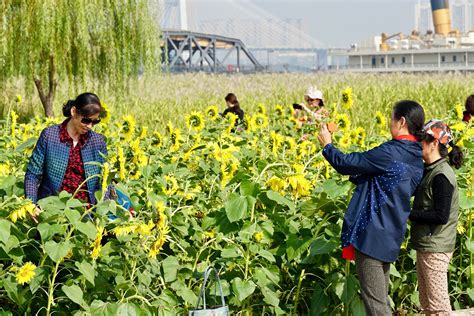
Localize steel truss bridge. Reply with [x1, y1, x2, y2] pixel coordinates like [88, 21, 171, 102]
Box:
[161, 30, 263, 73]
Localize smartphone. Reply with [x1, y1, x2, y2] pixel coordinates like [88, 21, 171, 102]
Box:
[292, 103, 303, 110]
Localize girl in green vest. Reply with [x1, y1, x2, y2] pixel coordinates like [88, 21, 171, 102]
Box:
[409, 119, 464, 314]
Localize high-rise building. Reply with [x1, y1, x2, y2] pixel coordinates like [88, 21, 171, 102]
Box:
[415, 0, 473, 33]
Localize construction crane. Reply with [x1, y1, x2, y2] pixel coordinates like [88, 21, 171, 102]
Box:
[380, 32, 404, 51]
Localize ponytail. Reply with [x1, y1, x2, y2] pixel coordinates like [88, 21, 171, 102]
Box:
[62, 93, 102, 118]
[448, 142, 464, 169]
[438, 141, 464, 169]
[62, 100, 75, 117]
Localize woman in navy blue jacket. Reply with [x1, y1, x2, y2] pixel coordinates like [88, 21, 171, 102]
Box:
[318, 100, 425, 316]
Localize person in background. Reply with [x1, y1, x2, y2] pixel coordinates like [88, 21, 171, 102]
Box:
[462, 94, 473, 122]
[409, 120, 464, 314]
[293, 86, 328, 128]
[317, 100, 425, 316]
[221, 93, 245, 129]
[25, 93, 106, 216]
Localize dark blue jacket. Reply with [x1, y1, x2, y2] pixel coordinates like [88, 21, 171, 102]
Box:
[323, 140, 423, 262]
[25, 124, 107, 204]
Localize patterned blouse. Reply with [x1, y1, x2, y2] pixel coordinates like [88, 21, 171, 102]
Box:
[58, 120, 89, 202]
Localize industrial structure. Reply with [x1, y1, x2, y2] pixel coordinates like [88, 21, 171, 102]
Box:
[158, 0, 326, 72]
[330, 0, 474, 72]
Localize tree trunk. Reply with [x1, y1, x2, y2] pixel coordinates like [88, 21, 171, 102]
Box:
[34, 55, 57, 117]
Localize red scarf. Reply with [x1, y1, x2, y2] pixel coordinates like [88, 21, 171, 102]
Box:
[394, 134, 418, 142]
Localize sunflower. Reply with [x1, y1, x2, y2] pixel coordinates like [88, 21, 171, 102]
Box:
[10, 110, 18, 137]
[339, 133, 352, 149]
[257, 103, 267, 115]
[283, 136, 297, 153]
[253, 232, 264, 243]
[165, 121, 174, 134]
[275, 105, 285, 118]
[139, 126, 148, 139]
[351, 127, 366, 146]
[270, 131, 284, 154]
[451, 122, 466, 132]
[286, 173, 312, 198]
[336, 113, 351, 131]
[375, 111, 386, 129]
[186, 111, 205, 132]
[100, 101, 111, 125]
[149, 226, 170, 258]
[170, 128, 183, 152]
[117, 147, 126, 181]
[225, 112, 238, 133]
[454, 103, 464, 120]
[341, 87, 353, 110]
[205, 105, 219, 121]
[91, 226, 105, 260]
[101, 163, 110, 193]
[152, 131, 163, 148]
[121, 115, 136, 141]
[296, 140, 316, 159]
[164, 175, 179, 196]
[250, 113, 269, 131]
[221, 159, 239, 187]
[16, 262, 36, 285]
[266, 176, 287, 193]
[10, 201, 36, 223]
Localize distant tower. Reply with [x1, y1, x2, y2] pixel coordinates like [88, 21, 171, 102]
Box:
[415, 0, 434, 33]
[161, 0, 188, 30]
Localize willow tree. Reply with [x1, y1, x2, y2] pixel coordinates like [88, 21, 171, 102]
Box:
[0, 0, 160, 116]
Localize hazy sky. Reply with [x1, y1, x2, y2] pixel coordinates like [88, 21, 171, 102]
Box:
[184, 0, 418, 47]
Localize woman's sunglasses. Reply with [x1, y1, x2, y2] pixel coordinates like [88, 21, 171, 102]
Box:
[81, 117, 101, 126]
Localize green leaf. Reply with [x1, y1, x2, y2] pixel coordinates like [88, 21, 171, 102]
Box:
[465, 239, 474, 253]
[29, 267, 46, 294]
[266, 190, 294, 209]
[467, 288, 474, 301]
[75, 261, 95, 286]
[44, 240, 72, 262]
[76, 222, 97, 240]
[62, 284, 84, 307]
[116, 303, 143, 316]
[66, 199, 85, 209]
[322, 179, 350, 200]
[37, 223, 66, 242]
[341, 275, 358, 305]
[162, 256, 179, 282]
[310, 284, 329, 315]
[221, 245, 242, 258]
[286, 235, 313, 261]
[261, 287, 279, 307]
[350, 295, 366, 316]
[90, 300, 119, 315]
[309, 237, 337, 255]
[240, 180, 259, 197]
[225, 193, 248, 223]
[64, 208, 81, 225]
[15, 137, 37, 152]
[37, 196, 66, 214]
[0, 219, 12, 244]
[463, 140, 474, 148]
[232, 277, 256, 302]
[175, 286, 197, 305]
[390, 264, 401, 278]
[258, 250, 276, 263]
[459, 189, 474, 210]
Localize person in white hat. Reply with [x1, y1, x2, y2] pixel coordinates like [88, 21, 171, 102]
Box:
[293, 86, 328, 128]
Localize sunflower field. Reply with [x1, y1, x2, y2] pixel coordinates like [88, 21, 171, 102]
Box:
[0, 74, 473, 315]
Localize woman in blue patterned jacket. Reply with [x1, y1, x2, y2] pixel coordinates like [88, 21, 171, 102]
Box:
[318, 100, 425, 316]
[25, 93, 106, 208]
